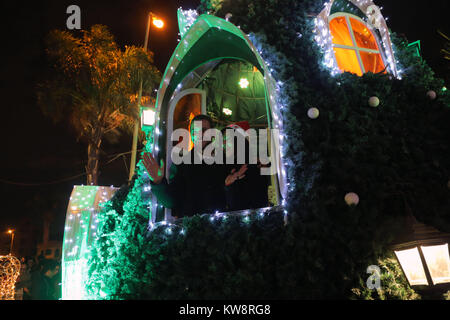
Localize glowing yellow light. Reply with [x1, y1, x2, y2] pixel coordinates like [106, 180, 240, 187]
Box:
[394, 248, 428, 286]
[421, 244, 450, 285]
[152, 17, 164, 29]
[223, 107, 233, 116]
[142, 108, 156, 126]
[239, 78, 249, 89]
[0, 255, 21, 300]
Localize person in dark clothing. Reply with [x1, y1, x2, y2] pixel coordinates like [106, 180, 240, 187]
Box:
[144, 114, 235, 218]
[222, 122, 270, 211]
[30, 259, 60, 300]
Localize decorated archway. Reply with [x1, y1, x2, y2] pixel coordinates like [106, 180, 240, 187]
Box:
[147, 11, 288, 221]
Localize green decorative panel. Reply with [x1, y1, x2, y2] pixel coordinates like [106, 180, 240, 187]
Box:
[62, 185, 118, 300]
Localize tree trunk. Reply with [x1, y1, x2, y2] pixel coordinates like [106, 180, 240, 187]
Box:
[86, 132, 102, 185]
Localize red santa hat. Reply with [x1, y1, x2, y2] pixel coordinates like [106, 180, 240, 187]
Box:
[226, 121, 250, 132]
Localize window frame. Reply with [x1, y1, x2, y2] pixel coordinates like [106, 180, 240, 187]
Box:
[328, 12, 386, 75]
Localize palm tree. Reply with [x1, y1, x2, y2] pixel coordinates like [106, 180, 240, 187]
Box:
[37, 25, 161, 185]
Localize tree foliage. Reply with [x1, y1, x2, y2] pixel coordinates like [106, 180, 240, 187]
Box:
[37, 25, 161, 184]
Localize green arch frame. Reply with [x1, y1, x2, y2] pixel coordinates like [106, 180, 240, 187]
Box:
[150, 13, 287, 212]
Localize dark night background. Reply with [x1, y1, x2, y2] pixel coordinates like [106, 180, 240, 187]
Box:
[0, 0, 448, 255]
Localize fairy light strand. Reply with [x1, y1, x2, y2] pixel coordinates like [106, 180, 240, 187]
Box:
[0, 255, 21, 300]
[314, 0, 399, 78]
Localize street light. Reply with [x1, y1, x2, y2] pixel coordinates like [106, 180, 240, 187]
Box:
[129, 12, 165, 181]
[7, 229, 14, 254]
[391, 215, 450, 294]
[141, 105, 156, 131]
[152, 16, 164, 29]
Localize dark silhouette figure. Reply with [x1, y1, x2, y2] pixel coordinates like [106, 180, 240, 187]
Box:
[30, 259, 60, 300]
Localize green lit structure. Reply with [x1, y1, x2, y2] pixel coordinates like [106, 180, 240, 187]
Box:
[62, 185, 117, 299]
[407, 40, 422, 58]
[149, 10, 288, 222]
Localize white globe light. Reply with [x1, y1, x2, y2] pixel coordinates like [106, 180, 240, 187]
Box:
[368, 96, 380, 107]
[307, 107, 320, 119]
[345, 192, 359, 206]
[239, 78, 249, 89]
[427, 90, 437, 100]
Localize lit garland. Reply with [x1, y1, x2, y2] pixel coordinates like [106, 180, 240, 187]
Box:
[177, 8, 199, 38]
[314, 0, 400, 78]
[62, 185, 118, 300]
[148, 207, 276, 236]
[0, 255, 20, 300]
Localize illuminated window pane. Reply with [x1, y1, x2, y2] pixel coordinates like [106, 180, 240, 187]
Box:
[333, 47, 362, 76]
[349, 17, 378, 50]
[395, 248, 429, 286]
[359, 51, 386, 74]
[329, 17, 353, 46]
[421, 244, 450, 285]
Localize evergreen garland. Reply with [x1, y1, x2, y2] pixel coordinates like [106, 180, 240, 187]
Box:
[86, 0, 450, 299]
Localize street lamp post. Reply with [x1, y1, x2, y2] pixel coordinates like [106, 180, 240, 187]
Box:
[7, 229, 14, 255]
[129, 12, 164, 181]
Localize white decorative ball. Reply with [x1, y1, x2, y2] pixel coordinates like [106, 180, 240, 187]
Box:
[368, 96, 380, 107]
[427, 90, 437, 100]
[307, 107, 320, 119]
[345, 192, 360, 206]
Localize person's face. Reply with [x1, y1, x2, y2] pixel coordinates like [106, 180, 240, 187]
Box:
[191, 119, 211, 149]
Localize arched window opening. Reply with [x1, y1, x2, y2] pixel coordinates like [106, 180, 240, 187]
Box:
[161, 59, 278, 222]
[329, 13, 386, 76]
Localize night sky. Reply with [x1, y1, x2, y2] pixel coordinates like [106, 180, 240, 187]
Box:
[0, 1, 448, 245]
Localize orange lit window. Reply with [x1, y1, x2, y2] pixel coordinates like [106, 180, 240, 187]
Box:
[329, 14, 386, 76]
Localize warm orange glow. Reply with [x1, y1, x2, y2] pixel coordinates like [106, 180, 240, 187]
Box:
[360, 51, 385, 74]
[188, 112, 196, 151]
[349, 17, 378, 50]
[421, 244, 450, 285]
[395, 248, 428, 286]
[329, 16, 386, 76]
[333, 47, 362, 76]
[152, 17, 164, 29]
[330, 17, 353, 46]
[7, 230, 13, 234]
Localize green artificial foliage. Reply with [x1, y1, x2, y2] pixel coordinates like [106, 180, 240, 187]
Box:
[86, 0, 450, 299]
[351, 254, 420, 300]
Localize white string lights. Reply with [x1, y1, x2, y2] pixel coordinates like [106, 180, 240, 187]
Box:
[62, 185, 118, 300]
[314, 0, 400, 78]
[148, 207, 276, 236]
[178, 9, 199, 38]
